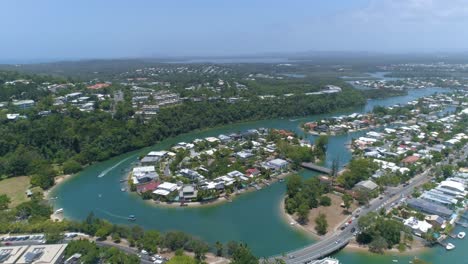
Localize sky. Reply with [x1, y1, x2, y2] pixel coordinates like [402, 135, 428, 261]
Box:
[1, 0, 468, 61]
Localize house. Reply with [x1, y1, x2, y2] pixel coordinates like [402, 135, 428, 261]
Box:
[425, 215, 445, 228]
[265, 159, 289, 171]
[401, 155, 420, 165]
[353, 180, 378, 193]
[179, 185, 198, 201]
[236, 150, 254, 160]
[179, 168, 204, 180]
[406, 198, 453, 219]
[136, 181, 159, 193]
[403, 217, 432, 236]
[12, 99, 35, 109]
[153, 182, 179, 196]
[141, 151, 167, 165]
[132, 166, 158, 184]
[245, 168, 260, 178]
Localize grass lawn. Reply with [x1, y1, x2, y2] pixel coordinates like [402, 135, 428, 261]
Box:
[0, 176, 31, 208]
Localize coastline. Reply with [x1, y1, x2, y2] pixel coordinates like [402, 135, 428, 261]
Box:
[44, 174, 72, 200]
[279, 195, 429, 255]
[344, 239, 429, 255]
[137, 172, 294, 209]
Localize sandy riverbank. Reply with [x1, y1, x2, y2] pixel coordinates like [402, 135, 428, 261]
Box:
[344, 239, 429, 255]
[279, 193, 356, 239]
[44, 174, 72, 200]
[45, 174, 72, 222]
[280, 193, 429, 255]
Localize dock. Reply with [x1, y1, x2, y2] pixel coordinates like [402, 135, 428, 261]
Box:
[301, 162, 332, 174]
[455, 221, 468, 228]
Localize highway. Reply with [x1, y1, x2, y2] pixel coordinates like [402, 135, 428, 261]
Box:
[272, 143, 468, 264]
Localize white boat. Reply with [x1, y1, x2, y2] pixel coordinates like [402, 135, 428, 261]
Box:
[54, 208, 63, 214]
[445, 243, 455, 250]
[457, 231, 466, 239]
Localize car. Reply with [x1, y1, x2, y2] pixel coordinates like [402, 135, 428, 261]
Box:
[348, 220, 352, 224]
[288, 255, 295, 259]
[351, 227, 356, 233]
[379, 196, 384, 200]
[340, 226, 346, 230]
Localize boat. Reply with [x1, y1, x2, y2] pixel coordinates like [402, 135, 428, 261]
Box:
[121, 188, 126, 192]
[128, 215, 136, 221]
[392, 260, 398, 263]
[445, 243, 455, 250]
[457, 231, 466, 239]
[54, 208, 63, 214]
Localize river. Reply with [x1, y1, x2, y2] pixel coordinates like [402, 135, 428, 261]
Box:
[51, 87, 466, 263]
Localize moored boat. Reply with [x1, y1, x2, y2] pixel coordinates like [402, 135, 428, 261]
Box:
[446, 243, 455, 250]
[457, 231, 465, 239]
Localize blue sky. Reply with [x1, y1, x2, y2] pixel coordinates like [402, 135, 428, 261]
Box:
[1, 0, 468, 61]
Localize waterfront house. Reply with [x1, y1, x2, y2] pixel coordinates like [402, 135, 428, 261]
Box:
[153, 182, 179, 196]
[406, 198, 453, 219]
[425, 215, 446, 228]
[265, 159, 289, 171]
[179, 185, 198, 201]
[132, 166, 158, 184]
[403, 217, 432, 237]
[136, 181, 159, 193]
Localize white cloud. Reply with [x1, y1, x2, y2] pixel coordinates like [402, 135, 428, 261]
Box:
[352, 0, 468, 24]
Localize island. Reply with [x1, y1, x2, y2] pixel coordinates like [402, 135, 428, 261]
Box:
[128, 128, 325, 207]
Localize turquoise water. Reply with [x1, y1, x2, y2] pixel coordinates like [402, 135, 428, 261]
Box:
[51, 87, 466, 262]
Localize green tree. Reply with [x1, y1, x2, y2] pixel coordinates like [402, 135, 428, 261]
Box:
[231, 243, 259, 264]
[297, 203, 310, 224]
[166, 255, 197, 264]
[342, 193, 353, 213]
[62, 159, 82, 174]
[368, 236, 388, 254]
[314, 213, 328, 235]
[0, 194, 11, 210]
[139, 230, 160, 253]
[319, 196, 332, 206]
[215, 241, 224, 256]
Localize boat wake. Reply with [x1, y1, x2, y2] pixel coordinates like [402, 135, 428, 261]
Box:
[96, 208, 129, 220]
[98, 156, 133, 178]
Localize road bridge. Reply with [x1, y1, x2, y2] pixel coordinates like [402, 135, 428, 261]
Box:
[301, 163, 331, 174]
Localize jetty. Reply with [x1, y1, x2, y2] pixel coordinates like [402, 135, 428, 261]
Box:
[301, 162, 332, 174]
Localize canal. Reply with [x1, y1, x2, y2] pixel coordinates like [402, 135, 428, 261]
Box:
[51, 87, 466, 262]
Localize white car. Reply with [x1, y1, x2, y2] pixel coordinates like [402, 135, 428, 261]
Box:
[141, 249, 149, 255]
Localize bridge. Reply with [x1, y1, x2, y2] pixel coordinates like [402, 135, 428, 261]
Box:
[301, 163, 332, 174]
[268, 166, 432, 264]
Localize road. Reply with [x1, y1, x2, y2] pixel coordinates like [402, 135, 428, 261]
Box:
[271, 145, 465, 264]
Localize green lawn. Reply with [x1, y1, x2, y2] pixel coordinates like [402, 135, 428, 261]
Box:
[0, 176, 31, 208]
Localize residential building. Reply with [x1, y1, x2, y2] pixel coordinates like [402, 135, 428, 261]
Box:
[16, 244, 67, 264]
[406, 198, 453, 219]
[353, 180, 379, 193]
[12, 100, 35, 109]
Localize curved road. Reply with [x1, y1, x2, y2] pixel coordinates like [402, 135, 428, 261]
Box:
[274, 143, 468, 264]
[271, 167, 432, 264]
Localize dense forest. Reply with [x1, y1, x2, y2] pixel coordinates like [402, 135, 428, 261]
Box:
[0, 84, 364, 188]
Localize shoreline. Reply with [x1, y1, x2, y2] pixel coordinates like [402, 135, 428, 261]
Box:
[344, 240, 429, 255]
[44, 174, 72, 200]
[137, 172, 294, 209]
[279, 195, 430, 255]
